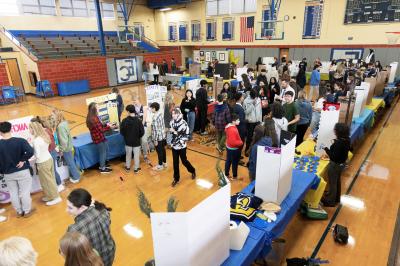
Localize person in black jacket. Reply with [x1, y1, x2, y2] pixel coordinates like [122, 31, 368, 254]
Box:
[296, 67, 306, 90]
[195, 80, 209, 135]
[321, 123, 351, 207]
[268, 77, 280, 104]
[180, 89, 196, 140]
[120, 105, 144, 173]
[256, 69, 268, 87]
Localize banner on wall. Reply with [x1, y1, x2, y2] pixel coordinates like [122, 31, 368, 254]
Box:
[86, 93, 119, 126]
[0, 116, 69, 204]
[115, 57, 138, 84]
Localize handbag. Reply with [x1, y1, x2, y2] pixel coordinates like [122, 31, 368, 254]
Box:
[333, 224, 349, 244]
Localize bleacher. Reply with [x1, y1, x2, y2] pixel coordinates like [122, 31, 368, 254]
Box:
[9, 30, 156, 59]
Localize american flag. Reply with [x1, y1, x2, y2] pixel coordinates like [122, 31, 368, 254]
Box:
[240, 16, 255, 42]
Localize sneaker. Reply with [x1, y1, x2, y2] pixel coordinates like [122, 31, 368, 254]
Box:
[134, 168, 141, 174]
[163, 163, 168, 169]
[124, 166, 130, 173]
[42, 197, 51, 202]
[17, 212, 24, 218]
[23, 207, 36, 218]
[69, 178, 80, 184]
[0, 216, 6, 222]
[57, 184, 65, 192]
[171, 180, 179, 187]
[46, 197, 62, 206]
[153, 165, 164, 171]
[100, 167, 112, 174]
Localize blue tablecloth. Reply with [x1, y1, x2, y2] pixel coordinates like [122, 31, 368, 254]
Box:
[57, 80, 90, 96]
[231, 80, 239, 88]
[377, 89, 396, 106]
[223, 170, 318, 265]
[352, 108, 374, 129]
[350, 122, 364, 144]
[73, 132, 125, 169]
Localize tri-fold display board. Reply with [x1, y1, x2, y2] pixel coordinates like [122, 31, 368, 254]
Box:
[86, 94, 119, 126]
[316, 107, 340, 155]
[150, 184, 231, 266]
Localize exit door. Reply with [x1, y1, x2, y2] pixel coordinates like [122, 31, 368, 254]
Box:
[4, 58, 24, 91]
[279, 48, 289, 62]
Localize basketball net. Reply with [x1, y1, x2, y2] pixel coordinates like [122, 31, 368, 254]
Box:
[385, 32, 400, 45]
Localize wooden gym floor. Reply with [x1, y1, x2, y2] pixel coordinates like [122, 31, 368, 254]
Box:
[0, 84, 399, 266]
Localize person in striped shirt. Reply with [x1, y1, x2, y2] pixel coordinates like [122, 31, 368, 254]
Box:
[150, 102, 167, 171]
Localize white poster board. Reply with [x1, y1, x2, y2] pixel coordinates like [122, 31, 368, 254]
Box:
[353, 84, 369, 118]
[115, 57, 138, 84]
[236, 67, 247, 81]
[266, 69, 279, 83]
[320, 61, 331, 74]
[151, 184, 231, 266]
[316, 109, 340, 155]
[145, 85, 167, 110]
[262, 57, 275, 66]
[186, 79, 201, 97]
[389, 62, 398, 83]
[0, 116, 69, 203]
[86, 93, 119, 126]
[255, 134, 296, 204]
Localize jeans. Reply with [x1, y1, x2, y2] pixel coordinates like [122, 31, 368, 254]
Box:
[97, 141, 108, 169]
[225, 148, 240, 178]
[308, 85, 319, 101]
[125, 146, 141, 170]
[172, 148, 195, 181]
[187, 111, 195, 139]
[50, 149, 61, 185]
[4, 169, 32, 214]
[155, 139, 167, 166]
[310, 112, 321, 139]
[216, 130, 226, 150]
[63, 150, 81, 180]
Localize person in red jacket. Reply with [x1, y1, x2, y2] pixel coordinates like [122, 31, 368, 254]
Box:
[86, 102, 117, 174]
[224, 113, 243, 180]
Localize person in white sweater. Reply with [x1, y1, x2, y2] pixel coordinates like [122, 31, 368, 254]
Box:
[271, 102, 288, 143]
[29, 122, 61, 206]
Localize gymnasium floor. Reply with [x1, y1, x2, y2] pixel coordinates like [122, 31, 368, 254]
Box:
[0, 84, 399, 266]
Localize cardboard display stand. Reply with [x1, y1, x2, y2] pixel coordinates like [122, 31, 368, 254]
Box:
[374, 71, 387, 96]
[363, 78, 376, 104]
[388, 62, 398, 83]
[353, 84, 369, 118]
[213, 76, 224, 98]
[316, 108, 340, 155]
[255, 131, 296, 204]
[338, 96, 355, 127]
[0, 116, 69, 203]
[86, 93, 119, 126]
[150, 184, 231, 266]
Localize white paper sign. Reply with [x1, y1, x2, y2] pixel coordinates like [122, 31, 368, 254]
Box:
[150, 184, 231, 266]
[115, 57, 138, 84]
[389, 62, 398, 83]
[186, 79, 201, 98]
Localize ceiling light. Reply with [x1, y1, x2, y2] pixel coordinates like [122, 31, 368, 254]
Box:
[159, 7, 172, 12]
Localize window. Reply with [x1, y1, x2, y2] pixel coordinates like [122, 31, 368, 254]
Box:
[60, 0, 88, 17]
[206, 0, 256, 16]
[21, 0, 56, 15]
[206, 20, 217, 41]
[134, 23, 145, 38]
[0, 0, 19, 16]
[222, 18, 234, 40]
[168, 23, 177, 42]
[261, 6, 274, 38]
[179, 22, 188, 41]
[88, 1, 115, 19]
[191, 21, 201, 41]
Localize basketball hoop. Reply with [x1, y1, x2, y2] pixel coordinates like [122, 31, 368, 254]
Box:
[385, 32, 400, 45]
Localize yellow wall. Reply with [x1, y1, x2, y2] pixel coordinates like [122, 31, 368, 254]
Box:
[154, 0, 400, 47]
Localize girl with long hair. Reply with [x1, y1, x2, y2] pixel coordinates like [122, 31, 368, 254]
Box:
[180, 90, 196, 140]
[86, 103, 115, 174]
[52, 109, 81, 183]
[29, 121, 62, 206]
[60, 232, 104, 266]
[295, 90, 313, 146]
[66, 188, 115, 266]
[268, 77, 280, 104]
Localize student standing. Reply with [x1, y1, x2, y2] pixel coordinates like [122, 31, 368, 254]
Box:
[59, 232, 104, 266]
[310, 92, 326, 139]
[120, 105, 144, 173]
[161, 59, 169, 75]
[29, 122, 62, 206]
[296, 67, 307, 90]
[195, 80, 209, 135]
[150, 102, 167, 171]
[152, 62, 159, 84]
[86, 103, 116, 174]
[53, 110, 82, 183]
[268, 77, 280, 104]
[282, 91, 300, 134]
[0, 122, 35, 218]
[164, 87, 175, 146]
[277, 79, 296, 102]
[321, 123, 351, 207]
[233, 93, 247, 159]
[171, 58, 177, 74]
[142, 61, 149, 85]
[243, 89, 262, 155]
[224, 114, 243, 180]
[170, 108, 196, 187]
[212, 94, 231, 154]
[66, 188, 115, 266]
[180, 90, 196, 140]
[256, 69, 268, 87]
[295, 90, 313, 146]
[132, 95, 151, 164]
[309, 65, 321, 101]
[271, 102, 288, 142]
[111, 87, 124, 123]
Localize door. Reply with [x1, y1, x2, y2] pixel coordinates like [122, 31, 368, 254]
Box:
[4, 59, 24, 91]
[279, 48, 289, 62]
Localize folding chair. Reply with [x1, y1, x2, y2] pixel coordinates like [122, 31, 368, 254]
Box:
[2, 87, 17, 104]
[41, 80, 54, 98]
[14, 87, 26, 102]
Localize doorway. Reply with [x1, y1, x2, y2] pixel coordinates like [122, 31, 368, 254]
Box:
[3, 58, 24, 91]
[279, 48, 289, 62]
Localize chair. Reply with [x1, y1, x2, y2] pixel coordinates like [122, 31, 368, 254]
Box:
[2, 86, 17, 104]
[36, 80, 54, 98]
[14, 87, 25, 102]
